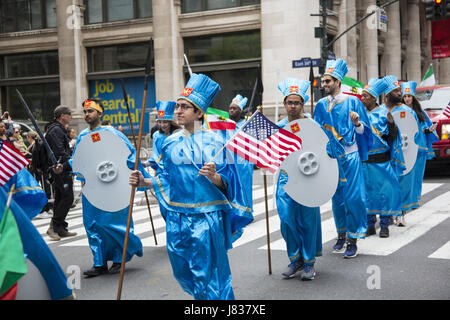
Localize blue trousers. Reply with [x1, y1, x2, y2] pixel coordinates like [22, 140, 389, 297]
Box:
[332, 151, 368, 239]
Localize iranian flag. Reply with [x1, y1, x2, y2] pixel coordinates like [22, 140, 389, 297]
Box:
[206, 107, 236, 131]
[341, 76, 364, 100]
[420, 64, 436, 87]
[0, 194, 28, 300]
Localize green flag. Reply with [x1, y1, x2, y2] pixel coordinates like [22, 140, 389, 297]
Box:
[420, 64, 435, 87]
[206, 107, 229, 119]
[0, 206, 27, 296]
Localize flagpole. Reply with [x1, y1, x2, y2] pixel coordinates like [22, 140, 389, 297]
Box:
[1, 185, 15, 230]
[257, 105, 272, 275]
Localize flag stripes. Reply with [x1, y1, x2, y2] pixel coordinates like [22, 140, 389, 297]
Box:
[0, 141, 30, 186]
[225, 111, 302, 173]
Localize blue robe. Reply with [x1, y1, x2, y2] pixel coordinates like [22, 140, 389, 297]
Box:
[275, 116, 322, 266]
[385, 105, 421, 211]
[70, 126, 143, 267]
[149, 127, 253, 300]
[0, 187, 73, 300]
[362, 106, 404, 227]
[147, 130, 166, 175]
[413, 110, 439, 203]
[314, 93, 373, 239]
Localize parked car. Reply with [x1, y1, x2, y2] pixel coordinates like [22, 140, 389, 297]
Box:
[416, 85, 450, 163]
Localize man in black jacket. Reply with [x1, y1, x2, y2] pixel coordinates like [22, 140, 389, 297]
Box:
[45, 105, 77, 241]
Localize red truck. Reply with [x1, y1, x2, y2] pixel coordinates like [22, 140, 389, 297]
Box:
[416, 85, 450, 164]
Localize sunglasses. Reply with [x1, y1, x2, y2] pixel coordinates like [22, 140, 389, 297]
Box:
[285, 101, 302, 106]
[321, 79, 334, 84]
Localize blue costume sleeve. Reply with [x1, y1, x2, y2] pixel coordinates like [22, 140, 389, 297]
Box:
[0, 188, 73, 300]
[352, 98, 374, 162]
[2, 169, 47, 220]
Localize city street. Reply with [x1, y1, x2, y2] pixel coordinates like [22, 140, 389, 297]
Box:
[32, 164, 450, 301]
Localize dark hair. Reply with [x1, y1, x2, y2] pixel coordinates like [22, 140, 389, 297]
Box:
[158, 121, 181, 134]
[83, 97, 105, 113]
[404, 96, 425, 123]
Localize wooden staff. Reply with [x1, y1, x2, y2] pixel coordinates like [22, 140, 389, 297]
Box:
[117, 38, 154, 300]
[120, 79, 157, 245]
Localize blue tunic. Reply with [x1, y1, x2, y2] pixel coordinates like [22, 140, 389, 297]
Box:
[275, 116, 322, 266]
[362, 106, 403, 224]
[149, 127, 253, 300]
[314, 94, 373, 239]
[147, 130, 166, 175]
[413, 110, 438, 203]
[70, 126, 143, 267]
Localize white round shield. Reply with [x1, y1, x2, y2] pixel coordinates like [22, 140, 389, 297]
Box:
[392, 110, 419, 175]
[72, 130, 132, 212]
[279, 119, 339, 207]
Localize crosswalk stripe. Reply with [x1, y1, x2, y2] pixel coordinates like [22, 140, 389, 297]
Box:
[428, 240, 450, 260]
[33, 182, 448, 256]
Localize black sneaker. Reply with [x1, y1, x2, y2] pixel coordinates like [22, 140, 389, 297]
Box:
[109, 263, 122, 274]
[83, 265, 109, 277]
[379, 226, 389, 238]
[366, 226, 376, 237]
[332, 234, 346, 253]
[343, 238, 358, 259]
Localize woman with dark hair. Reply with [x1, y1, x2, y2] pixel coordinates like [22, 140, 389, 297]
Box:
[401, 81, 438, 216]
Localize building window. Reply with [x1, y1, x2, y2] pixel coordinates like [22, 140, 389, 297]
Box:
[5, 83, 60, 122]
[184, 31, 261, 64]
[1, 51, 59, 79]
[85, 0, 152, 24]
[0, 0, 56, 33]
[181, 0, 260, 13]
[87, 42, 154, 73]
[184, 31, 261, 111]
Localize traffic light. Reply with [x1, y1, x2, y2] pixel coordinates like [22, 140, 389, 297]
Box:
[313, 77, 324, 102]
[425, 0, 449, 20]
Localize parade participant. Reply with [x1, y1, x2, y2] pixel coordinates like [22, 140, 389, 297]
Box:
[401, 81, 438, 208]
[145, 100, 179, 175]
[361, 78, 404, 238]
[313, 59, 373, 259]
[229, 94, 247, 128]
[45, 106, 77, 241]
[381, 76, 420, 226]
[276, 78, 322, 280]
[129, 73, 253, 300]
[67, 98, 143, 277]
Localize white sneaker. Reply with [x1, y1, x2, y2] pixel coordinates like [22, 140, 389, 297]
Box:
[35, 211, 53, 219]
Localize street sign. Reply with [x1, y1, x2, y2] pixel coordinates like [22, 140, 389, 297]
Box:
[378, 8, 388, 32]
[292, 58, 321, 68]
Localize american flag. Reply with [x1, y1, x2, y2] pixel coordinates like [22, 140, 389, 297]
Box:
[0, 140, 30, 186]
[443, 101, 450, 118]
[225, 111, 302, 173]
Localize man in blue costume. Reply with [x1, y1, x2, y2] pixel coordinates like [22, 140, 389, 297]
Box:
[229, 94, 247, 129]
[381, 76, 421, 227]
[313, 59, 373, 259]
[276, 78, 322, 280]
[129, 73, 253, 300]
[65, 98, 143, 277]
[401, 81, 438, 211]
[361, 78, 404, 238]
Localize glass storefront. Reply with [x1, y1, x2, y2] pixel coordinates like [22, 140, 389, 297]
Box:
[0, 50, 60, 123]
[184, 30, 261, 112]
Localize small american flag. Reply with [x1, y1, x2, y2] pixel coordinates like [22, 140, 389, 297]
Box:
[443, 101, 450, 118]
[0, 140, 30, 186]
[225, 111, 302, 173]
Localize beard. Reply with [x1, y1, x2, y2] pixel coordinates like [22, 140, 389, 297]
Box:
[387, 93, 402, 105]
